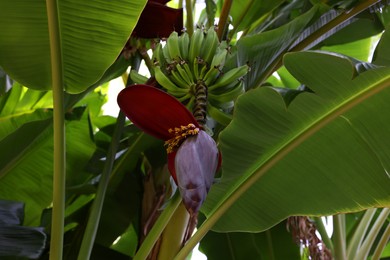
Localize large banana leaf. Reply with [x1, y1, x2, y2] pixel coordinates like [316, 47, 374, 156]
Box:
[0, 115, 95, 226]
[229, 0, 284, 34]
[236, 5, 318, 89]
[0, 0, 146, 93]
[202, 51, 390, 232]
[199, 220, 300, 260]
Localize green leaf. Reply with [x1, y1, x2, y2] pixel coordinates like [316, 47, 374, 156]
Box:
[199, 220, 300, 260]
[322, 35, 378, 62]
[0, 83, 53, 140]
[229, 0, 285, 34]
[202, 51, 390, 232]
[0, 0, 146, 93]
[0, 115, 96, 225]
[236, 5, 318, 89]
[373, 29, 390, 66]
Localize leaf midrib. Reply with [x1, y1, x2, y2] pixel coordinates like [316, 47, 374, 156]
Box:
[222, 72, 390, 215]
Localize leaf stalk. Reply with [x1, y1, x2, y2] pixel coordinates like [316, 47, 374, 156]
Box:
[45, 0, 65, 258]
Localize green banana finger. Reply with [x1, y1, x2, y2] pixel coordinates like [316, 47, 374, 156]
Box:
[152, 43, 166, 67]
[169, 69, 190, 89]
[189, 28, 204, 69]
[176, 92, 192, 102]
[176, 64, 194, 85]
[179, 32, 190, 61]
[203, 66, 221, 86]
[129, 70, 148, 84]
[162, 44, 172, 64]
[167, 31, 181, 61]
[207, 102, 232, 126]
[183, 62, 196, 82]
[199, 64, 209, 79]
[154, 66, 185, 93]
[208, 65, 249, 90]
[209, 81, 244, 105]
[209, 47, 227, 69]
[193, 56, 200, 80]
[201, 27, 219, 65]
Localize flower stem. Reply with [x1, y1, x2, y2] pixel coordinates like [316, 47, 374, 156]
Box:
[333, 214, 346, 260]
[185, 0, 194, 36]
[217, 0, 232, 41]
[347, 208, 377, 260]
[45, 0, 65, 258]
[314, 217, 334, 253]
[134, 191, 182, 260]
[371, 221, 390, 259]
[356, 208, 390, 259]
[77, 108, 126, 260]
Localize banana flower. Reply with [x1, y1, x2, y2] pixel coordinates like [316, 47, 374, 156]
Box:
[117, 85, 220, 214]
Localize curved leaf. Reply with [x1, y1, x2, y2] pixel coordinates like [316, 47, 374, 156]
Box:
[202, 51, 390, 232]
[199, 220, 300, 260]
[373, 29, 390, 66]
[229, 0, 284, 34]
[0, 83, 53, 140]
[0, 0, 146, 93]
[0, 116, 95, 225]
[236, 6, 318, 89]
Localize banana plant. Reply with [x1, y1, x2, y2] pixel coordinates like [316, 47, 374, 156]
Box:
[0, 0, 390, 259]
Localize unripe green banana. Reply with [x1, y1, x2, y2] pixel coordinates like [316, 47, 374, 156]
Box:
[208, 65, 249, 90]
[176, 64, 194, 85]
[179, 32, 190, 61]
[169, 69, 190, 89]
[202, 48, 228, 86]
[167, 31, 181, 61]
[199, 64, 209, 79]
[183, 62, 195, 82]
[177, 92, 192, 102]
[203, 66, 221, 86]
[130, 70, 148, 84]
[152, 43, 166, 68]
[209, 81, 244, 105]
[201, 27, 219, 65]
[154, 66, 186, 93]
[193, 56, 200, 80]
[162, 43, 172, 64]
[207, 102, 232, 126]
[209, 47, 228, 70]
[188, 28, 204, 70]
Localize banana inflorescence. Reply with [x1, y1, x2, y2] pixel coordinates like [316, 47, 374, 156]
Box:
[152, 27, 249, 126]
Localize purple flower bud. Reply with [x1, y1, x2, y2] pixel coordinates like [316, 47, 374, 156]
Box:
[174, 130, 219, 214]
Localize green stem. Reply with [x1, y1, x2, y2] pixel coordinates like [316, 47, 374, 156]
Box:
[46, 0, 65, 259]
[158, 203, 190, 260]
[217, 0, 232, 41]
[371, 221, 390, 260]
[77, 111, 126, 260]
[347, 208, 377, 260]
[138, 49, 154, 77]
[134, 191, 182, 260]
[314, 217, 334, 254]
[185, 0, 194, 36]
[356, 208, 390, 260]
[333, 214, 346, 260]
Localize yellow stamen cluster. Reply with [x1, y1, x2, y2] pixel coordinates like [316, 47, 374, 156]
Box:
[165, 123, 200, 153]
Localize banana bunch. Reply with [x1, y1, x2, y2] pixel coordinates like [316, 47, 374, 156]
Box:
[152, 27, 249, 125]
